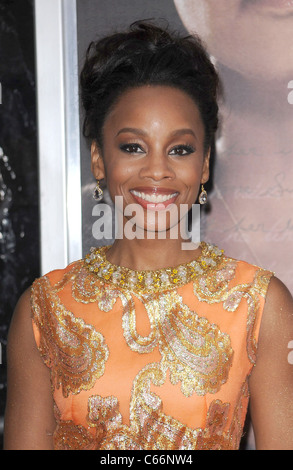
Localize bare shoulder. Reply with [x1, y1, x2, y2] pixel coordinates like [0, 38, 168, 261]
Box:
[253, 275, 293, 365]
[264, 275, 293, 308]
[6, 284, 47, 393]
[7, 287, 35, 353]
[10, 285, 32, 316]
[4, 286, 55, 449]
[249, 275, 293, 450]
[259, 275, 293, 341]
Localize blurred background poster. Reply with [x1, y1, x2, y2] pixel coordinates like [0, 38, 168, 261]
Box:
[0, 0, 39, 449]
[0, 0, 292, 449]
[173, 0, 293, 294]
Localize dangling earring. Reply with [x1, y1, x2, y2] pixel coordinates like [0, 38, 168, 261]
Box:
[93, 179, 103, 202]
[198, 184, 207, 205]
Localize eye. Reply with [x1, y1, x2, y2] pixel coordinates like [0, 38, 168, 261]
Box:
[169, 144, 195, 156]
[119, 143, 145, 154]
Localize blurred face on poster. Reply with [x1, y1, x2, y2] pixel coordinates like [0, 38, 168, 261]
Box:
[174, 0, 293, 82]
[174, 0, 293, 293]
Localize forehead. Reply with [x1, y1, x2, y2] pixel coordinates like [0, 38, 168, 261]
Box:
[103, 85, 204, 135]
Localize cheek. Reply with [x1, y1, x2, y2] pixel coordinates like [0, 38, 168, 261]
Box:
[177, 162, 203, 198]
[103, 157, 133, 193]
[179, 158, 203, 181]
[175, 0, 237, 41]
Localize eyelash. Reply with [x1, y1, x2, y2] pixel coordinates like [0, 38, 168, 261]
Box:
[119, 143, 144, 154]
[169, 144, 195, 156]
[119, 143, 195, 156]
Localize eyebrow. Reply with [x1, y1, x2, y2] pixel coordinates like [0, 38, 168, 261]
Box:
[116, 127, 197, 139]
[116, 127, 147, 137]
[169, 128, 197, 139]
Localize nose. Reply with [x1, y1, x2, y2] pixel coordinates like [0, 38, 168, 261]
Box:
[138, 151, 175, 181]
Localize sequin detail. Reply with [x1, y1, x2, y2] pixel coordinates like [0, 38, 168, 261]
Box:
[83, 242, 224, 294]
[150, 291, 233, 396]
[31, 276, 109, 397]
[73, 245, 233, 396]
[31, 243, 274, 450]
[246, 269, 274, 364]
[53, 372, 249, 450]
[75, 277, 233, 396]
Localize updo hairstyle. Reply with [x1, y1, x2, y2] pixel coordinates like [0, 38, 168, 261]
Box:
[80, 20, 220, 154]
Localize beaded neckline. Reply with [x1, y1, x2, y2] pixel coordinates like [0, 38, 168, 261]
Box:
[84, 242, 224, 293]
[84, 242, 224, 294]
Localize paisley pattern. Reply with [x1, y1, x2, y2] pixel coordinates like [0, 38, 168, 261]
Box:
[31, 276, 109, 397]
[31, 243, 274, 450]
[53, 364, 246, 450]
[155, 292, 233, 396]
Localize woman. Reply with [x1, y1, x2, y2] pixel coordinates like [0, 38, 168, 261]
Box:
[4, 21, 293, 450]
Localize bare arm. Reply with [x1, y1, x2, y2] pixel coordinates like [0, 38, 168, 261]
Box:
[249, 276, 293, 450]
[4, 288, 56, 450]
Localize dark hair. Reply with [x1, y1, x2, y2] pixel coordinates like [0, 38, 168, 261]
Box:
[80, 20, 220, 153]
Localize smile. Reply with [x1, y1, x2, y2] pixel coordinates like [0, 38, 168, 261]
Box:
[130, 190, 178, 203]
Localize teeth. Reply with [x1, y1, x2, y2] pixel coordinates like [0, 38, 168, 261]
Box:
[131, 190, 177, 203]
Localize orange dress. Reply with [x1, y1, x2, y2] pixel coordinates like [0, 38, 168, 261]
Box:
[31, 242, 273, 450]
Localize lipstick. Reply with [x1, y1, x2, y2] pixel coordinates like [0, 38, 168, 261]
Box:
[130, 187, 179, 211]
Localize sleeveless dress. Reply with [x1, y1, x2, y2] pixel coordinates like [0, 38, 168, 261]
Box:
[31, 242, 273, 450]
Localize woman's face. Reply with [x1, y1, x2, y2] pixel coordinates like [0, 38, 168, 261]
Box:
[174, 0, 293, 81]
[91, 85, 209, 236]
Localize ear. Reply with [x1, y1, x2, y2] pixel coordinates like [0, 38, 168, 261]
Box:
[201, 148, 210, 185]
[91, 141, 106, 180]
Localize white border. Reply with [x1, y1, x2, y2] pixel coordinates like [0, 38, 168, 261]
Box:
[34, 0, 82, 274]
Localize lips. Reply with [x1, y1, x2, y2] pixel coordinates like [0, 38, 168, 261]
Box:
[131, 189, 178, 203]
[130, 187, 179, 210]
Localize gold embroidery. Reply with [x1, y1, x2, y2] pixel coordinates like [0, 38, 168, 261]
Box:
[32, 243, 273, 450]
[53, 420, 96, 450]
[246, 269, 274, 364]
[87, 395, 139, 449]
[83, 242, 224, 294]
[32, 259, 233, 398]
[53, 372, 246, 450]
[82, 283, 233, 396]
[155, 291, 233, 396]
[253, 269, 274, 298]
[70, 252, 234, 396]
[193, 258, 238, 303]
[223, 286, 248, 312]
[196, 400, 232, 450]
[229, 379, 250, 449]
[72, 265, 120, 311]
[121, 290, 159, 354]
[53, 261, 84, 292]
[31, 276, 109, 397]
[130, 362, 200, 449]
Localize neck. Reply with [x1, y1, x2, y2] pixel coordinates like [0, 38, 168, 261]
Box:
[105, 237, 202, 271]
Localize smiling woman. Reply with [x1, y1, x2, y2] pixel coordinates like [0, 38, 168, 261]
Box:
[90, 85, 208, 247]
[4, 20, 293, 450]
